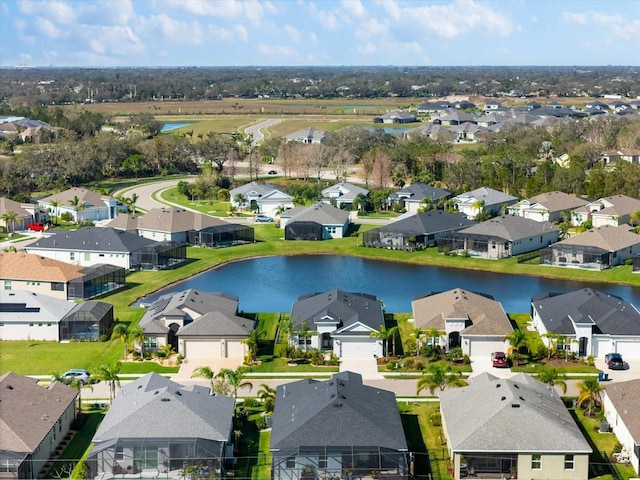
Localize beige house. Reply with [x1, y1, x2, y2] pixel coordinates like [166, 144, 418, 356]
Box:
[440, 372, 591, 480]
[571, 195, 640, 228]
[603, 380, 640, 474]
[411, 288, 512, 358]
[507, 191, 589, 223]
[0, 196, 43, 231]
[0, 372, 77, 479]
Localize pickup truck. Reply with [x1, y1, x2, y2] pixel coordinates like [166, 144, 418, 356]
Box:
[27, 222, 46, 232]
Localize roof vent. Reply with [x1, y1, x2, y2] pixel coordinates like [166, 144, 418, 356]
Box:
[496, 383, 501, 388]
[501, 396, 506, 401]
[161, 398, 170, 402]
[6, 385, 13, 390]
[176, 391, 182, 396]
[519, 396, 525, 401]
[511, 403, 520, 408]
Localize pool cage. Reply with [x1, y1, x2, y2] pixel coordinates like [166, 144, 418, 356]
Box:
[285, 221, 323, 240]
[188, 224, 254, 247]
[539, 245, 611, 269]
[131, 242, 187, 271]
[67, 264, 126, 300]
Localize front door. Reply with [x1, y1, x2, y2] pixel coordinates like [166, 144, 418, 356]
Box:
[168, 323, 179, 353]
[448, 331, 461, 349]
[579, 337, 588, 357]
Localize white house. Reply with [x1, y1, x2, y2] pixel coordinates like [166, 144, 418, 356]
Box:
[229, 181, 294, 217]
[603, 380, 640, 475]
[38, 187, 128, 223]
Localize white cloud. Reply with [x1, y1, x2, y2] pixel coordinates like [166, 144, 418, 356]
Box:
[163, 0, 267, 24]
[563, 12, 587, 24]
[530, 16, 538, 23]
[141, 14, 203, 45]
[340, 0, 366, 19]
[284, 25, 301, 43]
[312, 4, 339, 30]
[257, 43, 295, 57]
[234, 24, 249, 42]
[308, 32, 318, 43]
[35, 17, 62, 38]
[357, 42, 377, 55]
[611, 19, 640, 39]
[355, 18, 388, 39]
[591, 13, 622, 24]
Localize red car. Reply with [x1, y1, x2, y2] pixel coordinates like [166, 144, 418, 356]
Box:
[27, 222, 46, 232]
[491, 352, 509, 368]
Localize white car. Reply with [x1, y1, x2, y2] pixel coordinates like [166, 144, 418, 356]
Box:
[254, 214, 274, 223]
[61, 369, 91, 385]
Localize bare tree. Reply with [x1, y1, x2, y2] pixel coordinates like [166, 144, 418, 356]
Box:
[373, 151, 391, 188]
[306, 144, 331, 183]
[360, 149, 376, 187]
[329, 146, 353, 182]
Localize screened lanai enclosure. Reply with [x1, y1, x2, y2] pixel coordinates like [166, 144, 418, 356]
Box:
[88, 437, 228, 480]
[272, 446, 408, 480]
[285, 221, 323, 240]
[67, 264, 125, 300]
[540, 245, 611, 269]
[131, 242, 187, 270]
[59, 301, 113, 341]
[438, 236, 511, 259]
[188, 224, 254, 247]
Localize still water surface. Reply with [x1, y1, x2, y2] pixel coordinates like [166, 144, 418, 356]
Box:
[141, 255, 640, 313]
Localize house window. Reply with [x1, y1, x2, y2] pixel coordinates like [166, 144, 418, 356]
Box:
[564, 455, 574, 470]
[51, 282, 64, 291]
[70, 253, 75, 261]
[531, 454, 541, 469]
[319, 454, 327, 469]
[3, 280, 10, 290]
[298, 337, 311, 346]
[143, 338, 158, 349]
[84, 252, 90, 261]
[286, 457, 295, 469]
[115, 446, 124, 460]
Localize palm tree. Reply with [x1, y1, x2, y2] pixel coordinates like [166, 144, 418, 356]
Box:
[542, 331, 561, 360]
[257, 383, 276, 413]
[424, 326, 441, 354]
[50, 373, 92, 414]
[191, 366, 217, 393]
[297, 321, 311, 352]
[49, 199, 61, 225]
[233, 193, 247, 211]
[128, 324, 145, 357]
[577, 377, 604, 417]
[471, 199, 485, 218]
[217, 367, 253, 399]
[68, 195, 81, 223]
[1, 210, 19, 233]
[412, 327, 423, 356]
[504, 328, 527, 365]
[243, 330, 260, 364]
[536, 365, 567, 394]
[95, 362, 121, 402]
[111, 322, 129, 359]
[128, 193, 139, 214]
[370, 324, 399, 358]
[416, 361, 468, 395]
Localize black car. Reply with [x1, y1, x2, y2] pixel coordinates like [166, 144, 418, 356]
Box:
[605, 353, 625, 370]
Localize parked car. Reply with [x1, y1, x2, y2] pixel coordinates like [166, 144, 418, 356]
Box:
[491, 352, 509, 368]
[605, 353, 625, 370]
[267, 170, 278, 175]
[27, 222, 46, 232]
[254, 214, 274, 223]
[61, 369, 91, 385]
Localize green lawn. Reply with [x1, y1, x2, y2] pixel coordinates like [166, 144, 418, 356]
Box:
[249, 357, 338, 374]
[119, 362, 180, 374]
[252, 430, 272, 480]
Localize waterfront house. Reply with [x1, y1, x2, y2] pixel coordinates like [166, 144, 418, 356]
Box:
[603, 380, 640, 474]
[229, 181, 294, 217]
[507, 191, 589, 223]
[280, 203, 350, 240]
[387, 183, 452, 214]
[453, 187, 517, 220]
[38, 187, 128, 223]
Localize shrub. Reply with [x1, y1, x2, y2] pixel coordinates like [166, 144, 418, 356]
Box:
[255, 416, 267, 430]
[430, 412, 442, 426]
[386, 360, 401, 371]
[414, 360, 425, 370]
[60, 212, 73, 222]
[242, 397, 258, 408]
[447, 347, 463, 362]
[403, 358, 415, 370]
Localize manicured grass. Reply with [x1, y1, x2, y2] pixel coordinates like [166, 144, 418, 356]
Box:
[119, 361, 180, 374]
[249, 357, 339, 374]
[254, 312, 280, 341]
[0, 340, 122, 376]
[252, 430, 272, 480]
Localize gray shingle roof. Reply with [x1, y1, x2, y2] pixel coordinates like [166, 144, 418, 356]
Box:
[389, 183, 452, 203]
[26, 227, 157, 253]
[0, 290, 77, 324]
[553, 225, 640, 251]
[374, 211, 475, 236]
[455, 187, 517, 208]
[285, 202, 349, 225]
[290, 289, 383, 332]
[177, 310, 254, 337]
[39, 187, 113, 208]
[136, 207, 233, 233]
[605, 379, 640, 443]
[92, 373, 234, 443]
[458, 215, 558, 241]
[440, 372, 592, 453]
[515, 191, 589, 213]
[532, 288, 640, 336]
[322, 182, 369, 202]
[270, 372, 407, 451]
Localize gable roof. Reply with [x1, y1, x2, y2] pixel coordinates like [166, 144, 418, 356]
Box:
[0, 372, 77, 453]
[0, 252, 84, 282]
[457, 215, 558, 241]
[270, 371, 407, 451]
[291, 289, 383, 332]
[104, 213, 139, 231]
[455, 187, 517, 207]
[136, 207, 234, 233]
[573, 194, 640, 217]
[515, 191, 589, 213]
[25, 227, 158, 253]
[531, 288, 640, 336]
[389, 183, 452, 203]
[39, 187, 113, 208]
[552, 225, 640, 252]
[374, 211, 475, 236]
[440, 372, 591, 453]
[322, 182, 369, 201]
[605, 379, 640, 443]
[230, 181, 292, 200]
[0, 290, 77, 323]
[412, 288, 513, 336]
[92, 373, 234, 443]
[0, 197, 33, 217]
[284, 127, 326, 142]
[177, 310, 254, 337]
[285, 202, 350, 225]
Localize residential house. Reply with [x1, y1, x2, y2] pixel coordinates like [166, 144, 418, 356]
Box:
[25, 227, 187, 270]
[507, 191, 589, 223]
[442, 215, 559, 259]
[280, 203, 350, 240]
[269, 371, 408, 480]
[540, 224, 640, 269]
[449, 122, 488, 142]
[453, 187, 517, 220]
[571, 195, 640, 228]
[289, 290, 385, 358]
[0, 290, 113, 341]
[0, 252, 125, 300]
[37, 187, 128, 223]
[435, 110, 476, 126]
[603, 380, 640, 474]
[0, 196, 44, 231]
[416, 101, 453, 114]
[108, 207, 254, 247]
[284, 127, 326, 144]
[321, 182, 369, 209]
[88, 373, 235, 479]
[440, 372, 591, 480]
[229, 181, 294, 217]
[0, 372, 77, 480]
[139, 289, 254, 359]
[405, 123, 455, 142]
[387, 183, 452, 213]
[411, 288, 512, 357]
[531, 288, 640, 359]
[362, 211, 474, 250]
[454, 100, 476, 110]
[601, 149, 640, 164]
[373, 110, 418, 124]
[634, 253, 640, 273]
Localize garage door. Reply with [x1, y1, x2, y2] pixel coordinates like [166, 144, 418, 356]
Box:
[340, 339, 377, 358]
[593, 338, 611, 358]
[184, 340, 221, 358]
[615, 341, 639, 359]
[226, 341, 245, 358]
[467, 340, 500, 357]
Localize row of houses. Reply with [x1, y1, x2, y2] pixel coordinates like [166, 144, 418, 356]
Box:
[4, 368, 639, 480]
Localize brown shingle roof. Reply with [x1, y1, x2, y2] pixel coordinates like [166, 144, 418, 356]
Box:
[412, 288, 513, 336]
[0, 197, 32, 217]
[0, 372, 77, 452]
[555, 225, 640, 251]
[137, 207, 230, 233]
[526, 191, 589, 212]
[39, 187, 108, 207]
[605, 379, 640, 443]
[0, 252, 84, 282]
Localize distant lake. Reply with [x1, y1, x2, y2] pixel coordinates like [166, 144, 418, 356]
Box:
[140, 255, 640, 314]
[161, 122, 193, 132]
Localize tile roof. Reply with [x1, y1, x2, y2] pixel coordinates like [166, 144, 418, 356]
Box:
[412, 288, 513, 336]
[0, 372, 77, 452]
[531, 288, 640, 336]
[92, 373, 234, 443]
[270, 372, 407, 451]
[440, 372, 592, 453]
[0, 252, 84, 282]
[457, 215, 558, 241]
[605, 379, 640, 443]
[553, 225, 640, 251]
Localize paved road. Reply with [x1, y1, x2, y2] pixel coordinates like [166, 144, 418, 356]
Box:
[245, 118, 282, 146]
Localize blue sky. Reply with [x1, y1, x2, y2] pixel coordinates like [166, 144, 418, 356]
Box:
[1, 0, 639, 67]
